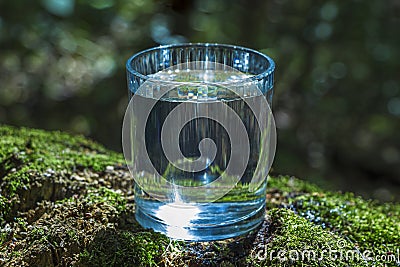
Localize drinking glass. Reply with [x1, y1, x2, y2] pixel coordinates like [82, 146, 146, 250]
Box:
[123, 43, 276, 241]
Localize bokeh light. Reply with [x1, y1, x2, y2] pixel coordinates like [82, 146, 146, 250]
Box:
[0, 0, 399, 200]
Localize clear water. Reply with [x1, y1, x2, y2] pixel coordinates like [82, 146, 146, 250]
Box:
[133, 69, 268, 241]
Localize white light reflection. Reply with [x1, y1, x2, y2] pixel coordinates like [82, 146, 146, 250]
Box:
[154, 187, 200, 240]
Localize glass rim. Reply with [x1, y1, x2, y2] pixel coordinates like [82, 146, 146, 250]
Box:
[126, 43, 275, 85]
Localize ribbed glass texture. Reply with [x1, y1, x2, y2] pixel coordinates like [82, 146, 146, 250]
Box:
[126, 43, 275, 104]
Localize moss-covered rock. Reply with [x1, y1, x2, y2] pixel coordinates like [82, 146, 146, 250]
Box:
[0, 125, 399, 266]
[0, 125, 125, 221]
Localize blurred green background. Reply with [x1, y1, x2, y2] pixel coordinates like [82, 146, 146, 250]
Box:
[1, 0, 399, 200]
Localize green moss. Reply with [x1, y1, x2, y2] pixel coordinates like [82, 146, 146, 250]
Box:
[267, 175, 322, 195]
[1, 187, 133, 265]
[247, 208, 368, 267]
[86, 187, 127, 212]
[290, 192, 400, 262]
[1, 126, 399, 266]
[0, 195, 7, 213]
[56, 186, 127, 212]
[0, 125, 124, 221]
[80, 230, 170, 267]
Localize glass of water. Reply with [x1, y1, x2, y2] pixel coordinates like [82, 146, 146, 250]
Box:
[123, 43, 276, 241]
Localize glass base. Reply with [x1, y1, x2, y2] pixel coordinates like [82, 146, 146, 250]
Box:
[135, 198, 265, 241]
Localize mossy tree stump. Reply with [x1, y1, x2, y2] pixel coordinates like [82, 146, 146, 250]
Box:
[0, 125, 399, 266]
